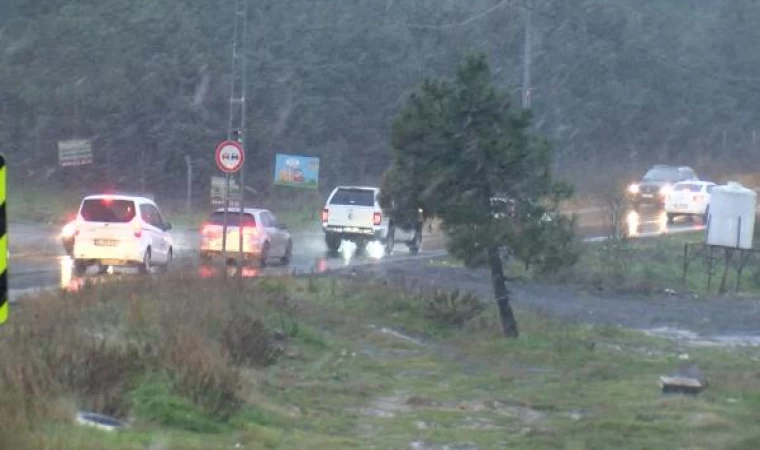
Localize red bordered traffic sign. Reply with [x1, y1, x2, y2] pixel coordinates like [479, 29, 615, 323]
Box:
[214, 140, 245, 173]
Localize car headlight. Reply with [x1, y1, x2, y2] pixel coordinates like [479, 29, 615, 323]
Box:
[659, 184, 673, 196]
[627, 184, 640, 194]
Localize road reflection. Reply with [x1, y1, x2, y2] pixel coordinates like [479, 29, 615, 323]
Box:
[60, 256, 79, 291]
[625, 208, 703, 237]
[197, 264, 260, 278]
[59, 257, 124, 292]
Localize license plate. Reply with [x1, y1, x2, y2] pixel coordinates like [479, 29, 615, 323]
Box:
[642, 194, 654, 199]
[94, 239, 118, 246]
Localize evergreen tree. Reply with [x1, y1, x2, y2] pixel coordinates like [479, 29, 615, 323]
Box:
[381, 53, 576, 338]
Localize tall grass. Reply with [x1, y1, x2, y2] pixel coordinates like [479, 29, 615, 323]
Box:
[0, 272, 284, 443]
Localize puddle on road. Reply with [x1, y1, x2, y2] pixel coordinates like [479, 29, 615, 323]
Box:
[643, 327, 760, 347]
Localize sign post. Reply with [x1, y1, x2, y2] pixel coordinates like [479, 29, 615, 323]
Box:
[232, 130, 246, 280]
[210, 176, 240, 207]
[0, 154, 8, 324]
[214, 140, 245, 271]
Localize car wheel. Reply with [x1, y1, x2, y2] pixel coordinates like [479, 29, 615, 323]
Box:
[260, 242, 270, 268]
[703, 207, 710, 225]
[73, 259, 88, 276]
[159, 248, 172, 273]
[384, 226, 395, 255]
[325, 233, 341, 253]
[407, 230, 422, 255]
[139, 248, 152, 274]
[666, 213, 675, 225]
[281, 239, 293, 265]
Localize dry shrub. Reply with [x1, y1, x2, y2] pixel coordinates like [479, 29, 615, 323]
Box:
[0, 270, 284, 427]
[222, 314, 283, 367]
[341, 277, 485, 328]
[420, 289, 485, 327]
[162, 324, 242, 419]
[53, 339, 152, 416]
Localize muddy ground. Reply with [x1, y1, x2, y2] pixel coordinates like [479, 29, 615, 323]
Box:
[340, 258, 760, 342]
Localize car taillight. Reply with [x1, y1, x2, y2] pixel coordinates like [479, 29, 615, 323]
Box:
[321, 208, 329, 223]
[373, 212, 382, 226]
[244, 226, 259, 242]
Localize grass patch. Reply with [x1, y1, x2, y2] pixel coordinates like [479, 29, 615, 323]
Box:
[130, 374, 228, 433]
[563, 231, 760, 295]
[1, 272, 758, 449]
[8, 183, 82, 224]
[441, 231, 760, 296]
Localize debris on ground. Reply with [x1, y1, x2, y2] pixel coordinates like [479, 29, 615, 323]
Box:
[660, 363, 707, 395]
[75, 412, 125, 431]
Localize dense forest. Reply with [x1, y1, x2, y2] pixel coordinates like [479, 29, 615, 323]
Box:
[2, 0, 760, 199]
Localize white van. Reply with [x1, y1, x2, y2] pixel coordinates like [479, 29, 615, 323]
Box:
[71, 194, 173, 274]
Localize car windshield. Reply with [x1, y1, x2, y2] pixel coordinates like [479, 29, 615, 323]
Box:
[80, 199, 136, 223]
[208, 211, 256, 227]
[674, 184, 702, 193]
[642, 167, 680, 181]
[329, 188, 375, 206]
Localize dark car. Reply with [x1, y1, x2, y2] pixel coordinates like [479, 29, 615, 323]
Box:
[627, 165, 698, 209]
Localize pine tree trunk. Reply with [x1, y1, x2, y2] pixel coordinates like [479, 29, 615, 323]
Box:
[486, 245, 519, 338]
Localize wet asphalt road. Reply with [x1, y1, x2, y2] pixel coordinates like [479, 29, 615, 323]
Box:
[7, 207, 702, 299]
[7, 226, 447, 298]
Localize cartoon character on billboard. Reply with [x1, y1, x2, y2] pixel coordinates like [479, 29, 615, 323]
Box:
[278, 157, 303, 183]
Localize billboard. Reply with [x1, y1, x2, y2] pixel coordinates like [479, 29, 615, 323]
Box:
[58, 139, 93, 166]
[273, 153, 319, 189]
[210, 176, 240, 207]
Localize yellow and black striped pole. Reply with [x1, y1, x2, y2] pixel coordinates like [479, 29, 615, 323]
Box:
[0, 154, 7, 324]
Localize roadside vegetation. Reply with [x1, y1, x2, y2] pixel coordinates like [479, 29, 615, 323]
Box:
[8, 184, 323, 231]
[2, 271, 759, 449]
[437, 226, 760, 299]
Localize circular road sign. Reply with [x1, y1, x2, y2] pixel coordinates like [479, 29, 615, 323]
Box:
[215, 140, 245, 173]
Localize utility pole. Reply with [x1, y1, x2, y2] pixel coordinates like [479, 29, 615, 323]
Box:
[522, 0, 533, 110]
[225, 0, 249, 279]
[184, 155, 193, 214]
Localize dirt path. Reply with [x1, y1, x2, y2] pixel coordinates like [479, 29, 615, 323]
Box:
[345, 258, 760, 343]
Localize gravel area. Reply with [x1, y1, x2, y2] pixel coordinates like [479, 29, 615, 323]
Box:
[346, 258, 760, 343]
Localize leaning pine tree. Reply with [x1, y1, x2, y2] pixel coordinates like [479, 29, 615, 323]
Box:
[380, 53, 576, 339]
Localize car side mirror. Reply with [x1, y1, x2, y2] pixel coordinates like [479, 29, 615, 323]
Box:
[164, 222, 173, 231]
[277, 222, 287, 230]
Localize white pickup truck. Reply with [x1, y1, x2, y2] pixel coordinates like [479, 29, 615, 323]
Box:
[321, 186, 423, 255]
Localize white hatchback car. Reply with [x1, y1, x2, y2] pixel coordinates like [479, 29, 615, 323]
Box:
[199, 208, 293, 266]
[71, 194, 173, 274]
[664, 180, 716, 223]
